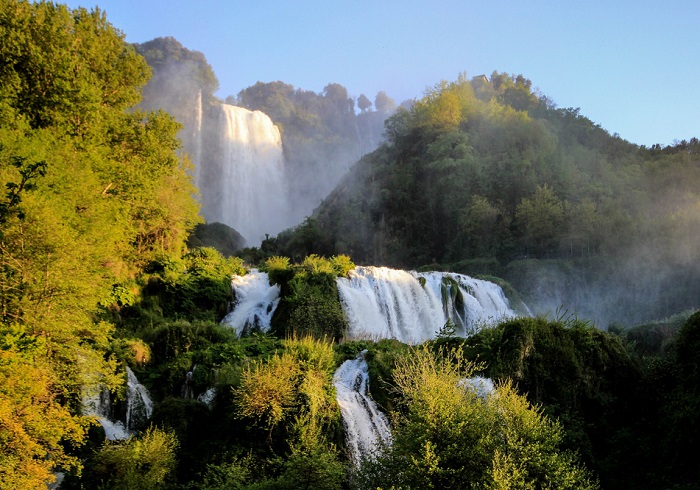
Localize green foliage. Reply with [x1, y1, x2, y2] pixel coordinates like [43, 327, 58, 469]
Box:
[230, 336, 343, 487]
[463, 316, 642, 483]
[200, 453, 255, 490]
[0, 325, 88, 489]
[81, 427, 178, 490]
[263, 255, 294, 284]
[359, 339, 411, 413]
[109, 338, 152, 369]
[136, 248, 244, 322]
[0, 2, 202, 485]
[281, 71, 700, 324]
[266, 444, 345, 490]
[266, 255, 351, 340]
[235, 336, 337, 436]
[515, 184, 565, 256]
[355, 345, 597, 489]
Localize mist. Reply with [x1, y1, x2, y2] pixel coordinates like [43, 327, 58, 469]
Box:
[136, 37, 392, 246]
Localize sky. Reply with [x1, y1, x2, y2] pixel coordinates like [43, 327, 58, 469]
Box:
[62, 0, 699, 147]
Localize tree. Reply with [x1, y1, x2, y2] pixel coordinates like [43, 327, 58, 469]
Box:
[374, 91, 396, 114]
[81, 427, 178, 489]
[0, 327, 87, 489]
[357, 94, 372, 113]
[460, 195, 502, 257]
[515, 184, 565, 256]
[0, 2, 200, 483]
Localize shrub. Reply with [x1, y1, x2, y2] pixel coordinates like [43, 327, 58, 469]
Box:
[82, 427, 178, 489]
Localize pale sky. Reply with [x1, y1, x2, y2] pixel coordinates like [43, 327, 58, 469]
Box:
[62, 0, 699, 147]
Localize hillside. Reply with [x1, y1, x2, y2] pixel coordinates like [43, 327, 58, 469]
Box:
[272, 73, 700, 326]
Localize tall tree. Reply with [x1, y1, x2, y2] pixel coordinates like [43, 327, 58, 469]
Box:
[515, 184, 565, 256]
[0, 1, 200, 485]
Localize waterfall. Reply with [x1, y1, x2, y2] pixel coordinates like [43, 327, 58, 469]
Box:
[125, 366, 153, 432]
[419, 271, 517, 336]
[459, 376, 496, 399]
[336, 267, 445, 343]
[198, 387, 217, 407]
[222, 266, 518, 342]
[82, 387, 130, 441]
[192, 89, 203, 187]
[337, 266, 518, 343]
[334, 351, 391, 465]
[200, 104, 289, 246]
[222, 270, 281, 336]
[82, 367, 153, 440]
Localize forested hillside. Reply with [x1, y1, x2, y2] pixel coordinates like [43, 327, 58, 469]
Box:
[272, 73, 700, 325]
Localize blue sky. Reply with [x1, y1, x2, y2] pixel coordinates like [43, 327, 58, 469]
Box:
[63, 0, 698, 147]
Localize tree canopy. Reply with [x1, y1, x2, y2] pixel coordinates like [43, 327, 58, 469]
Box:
[0, 1, 199, 485]
[274, 72, 700, 325]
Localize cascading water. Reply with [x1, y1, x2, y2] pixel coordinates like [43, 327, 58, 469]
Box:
[337, 266, 518, 343]
[192, 89, 203, 186]
[200, 104, 289, 246]
[82, 367, 153, 440]
[222, 270, 281, 336]
[334, 351, 391, 465]
[222, 266, 518, 342]
[419, 271, 517, 336]
[336, 267, 446, 343]
[125, 366, 153, 432]
[82, 387, 129, 441]
[198, 388, 217, 407]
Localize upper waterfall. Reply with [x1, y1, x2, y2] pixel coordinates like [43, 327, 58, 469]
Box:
[198, 104, 290, 246]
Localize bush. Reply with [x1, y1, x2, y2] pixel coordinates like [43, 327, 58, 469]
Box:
[354, 345, 597, 489]
[80, 427, 178, 489]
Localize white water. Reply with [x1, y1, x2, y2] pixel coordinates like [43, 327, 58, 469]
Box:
[125, 367, 153, 431]
[82, 387, 130, 441]
[338, 266, 517, 343]
[82, 368, 153, 440]
[198, 387, 217, 407]
[419, 272, 517, 336]
[201, 104, 289, 246]
[192, 89, 203, 186]
[459, 376, 496, 399]
[334, 351, 391, 465]
[337, 267, 445, 343]
[222, 270, 280, 335]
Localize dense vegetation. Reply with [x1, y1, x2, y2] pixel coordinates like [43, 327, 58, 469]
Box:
[0, 1, 199, 486]
[2, 2, 699, 489]
[270, 74, 700, 326]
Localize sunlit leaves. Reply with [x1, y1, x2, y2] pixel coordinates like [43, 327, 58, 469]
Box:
[354, 345, 597, 489]
[0, 327, 87, 489]
[235, 336, 337, 439]
[84, 427, 178, 489]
